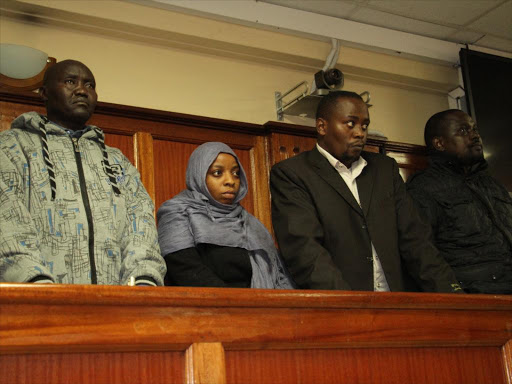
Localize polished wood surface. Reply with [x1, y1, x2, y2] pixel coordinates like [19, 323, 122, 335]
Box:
[1, 351, 184, 384]
[0, 284, 511, 384]
[186, 343, 226, 384]
[226, 347, 504, 384]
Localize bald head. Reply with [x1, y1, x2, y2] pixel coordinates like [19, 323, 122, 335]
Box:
[40, 59, 97, 131]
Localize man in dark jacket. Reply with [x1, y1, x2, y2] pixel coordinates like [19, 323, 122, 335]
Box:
[270, 91, 461, 293]
[407, 109, 512, 294]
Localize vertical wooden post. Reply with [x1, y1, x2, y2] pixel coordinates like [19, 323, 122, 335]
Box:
[134, 132, 156, 211]
[251, 136, 272, 233]
[185, 342, 226, 384]
[503, 340, 512, 384]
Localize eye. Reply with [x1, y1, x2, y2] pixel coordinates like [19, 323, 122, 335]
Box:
[65, 79, 75, 85]
[362, 123, 369, 131]
[212, 170, 222, 177]
[232, 169, 240, 178]
[85, 82, 96, 89]
[459, 127, 468, 135]
[347, 121, 355, 128]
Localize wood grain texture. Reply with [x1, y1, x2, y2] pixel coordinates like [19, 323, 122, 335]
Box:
[0, 351, 184, 384]
[0, 285, 510, 384]
[134, 132, 155, 203]
[186, 343, 226, 384]
[504, 339, 512, 384]
[226, 347, 504, 384]
[1, 284, 510, 355]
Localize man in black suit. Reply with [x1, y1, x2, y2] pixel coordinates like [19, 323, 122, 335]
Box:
[270, 91, 461, 292]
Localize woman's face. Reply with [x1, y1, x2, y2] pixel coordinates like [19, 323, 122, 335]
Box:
[206, 153, 241, 204]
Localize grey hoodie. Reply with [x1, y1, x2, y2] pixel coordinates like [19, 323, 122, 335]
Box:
[0, 112, 166, 285]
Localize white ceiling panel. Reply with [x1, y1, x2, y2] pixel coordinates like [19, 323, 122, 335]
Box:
[468, 1, 512, 38]
[350, 7, 458, 40]
[447, 29, 486, 45]
[475, 34, 512, 52]
[366, 0, 501, 26]
[260, 0, 358, 18]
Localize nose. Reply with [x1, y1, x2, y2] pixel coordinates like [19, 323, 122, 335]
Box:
[353, 124, 365, 138]
[74, 81, 88, 96]
[224, 173, 236, 186]
[469, 127, 480, 140]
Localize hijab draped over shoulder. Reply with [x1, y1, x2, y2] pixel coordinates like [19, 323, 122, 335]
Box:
[157, 142, 294, 289]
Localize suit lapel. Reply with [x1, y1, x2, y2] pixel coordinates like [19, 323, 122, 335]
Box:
[308, 148, 364, 217]
[357, 153, 374, 218]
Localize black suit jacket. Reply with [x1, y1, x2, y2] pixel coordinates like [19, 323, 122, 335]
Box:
[270, 147, 459, 292]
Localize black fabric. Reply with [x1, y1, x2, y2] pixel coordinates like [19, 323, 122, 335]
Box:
[164, 244, 252, 288]
[407, 156, 512, 294]
[270, 148, 461, 293]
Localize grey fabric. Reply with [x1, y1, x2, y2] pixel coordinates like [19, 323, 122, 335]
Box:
[0, 112, 166, 285]
[158, 142, 295, 289]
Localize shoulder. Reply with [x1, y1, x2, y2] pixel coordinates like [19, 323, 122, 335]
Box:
[272, 150, 310, 171]
[407, 166, 446, 194]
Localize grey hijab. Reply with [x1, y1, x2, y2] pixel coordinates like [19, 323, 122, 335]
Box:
[157, 142, 295, 289]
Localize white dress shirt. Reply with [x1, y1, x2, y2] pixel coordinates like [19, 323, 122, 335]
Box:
[316, 144, 390, 291]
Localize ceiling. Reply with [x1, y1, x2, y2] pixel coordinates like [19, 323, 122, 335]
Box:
[260, 0, 512, 54]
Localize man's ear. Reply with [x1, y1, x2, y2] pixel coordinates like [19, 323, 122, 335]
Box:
[40, 86, 48, 104]
[316, 118, 327, 137]
[432, 136, 445, 151]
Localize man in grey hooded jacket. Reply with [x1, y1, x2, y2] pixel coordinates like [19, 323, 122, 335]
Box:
[0, 60, 166, 286]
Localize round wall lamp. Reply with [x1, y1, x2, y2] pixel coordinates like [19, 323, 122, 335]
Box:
[0, 44, 56, 91]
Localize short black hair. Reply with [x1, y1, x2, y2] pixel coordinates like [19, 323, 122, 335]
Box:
[424, 109, 460, 150]
[42, 59, 89, 88]
[316, 90, 364, 120]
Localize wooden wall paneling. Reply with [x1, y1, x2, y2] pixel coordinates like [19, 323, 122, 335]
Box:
[0, 98, 45, 133]
[133, 132, 155, 203]
[186, 343, 226, 384]
[0, 351, 184, 384]
[1, 285, 511, 384]
[225, 347, 504, 384]
[249, 136, 272, 231]
[383, 141, 429, 181]
[104, 132, 135, 166]
[504, 340, 512, 384]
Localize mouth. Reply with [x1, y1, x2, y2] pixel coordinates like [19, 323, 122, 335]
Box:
[222, 191, 236, 199]
[73, 99, 89, 107]
[350, 143, 365, 149]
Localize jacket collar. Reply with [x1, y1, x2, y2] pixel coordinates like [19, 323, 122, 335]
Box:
[308, 146, 374, 218]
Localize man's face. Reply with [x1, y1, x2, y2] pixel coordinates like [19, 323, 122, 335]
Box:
[436, 111, 483, 166]
[317, 97, 370, 168]
[41, 62, 97, 130]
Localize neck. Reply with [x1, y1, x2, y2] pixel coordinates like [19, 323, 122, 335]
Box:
[46, 116, 87, 131]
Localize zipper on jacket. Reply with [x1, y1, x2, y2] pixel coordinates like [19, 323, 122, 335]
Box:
[72, 137, 98, 284]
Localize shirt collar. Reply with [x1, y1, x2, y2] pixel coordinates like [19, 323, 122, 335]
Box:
[316, 143, 367, 175]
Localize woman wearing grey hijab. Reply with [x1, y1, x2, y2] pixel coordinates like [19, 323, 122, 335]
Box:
[157, 142, 295, 289]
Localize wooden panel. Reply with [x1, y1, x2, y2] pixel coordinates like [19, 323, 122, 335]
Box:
[270, 132, 316, 165]
[134, 132, 155, 203]
[1, 285, 510, 384]
[386, 151, 429, 181]
[153, 139, 255, 218]
[504, 340, 512, 384]
[186, 343, 226, 384]
[0, 351, 184, 384]
[104, 132, 135, 165]
[226, 347, 504, 384]
[1, 284, 510, 354]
